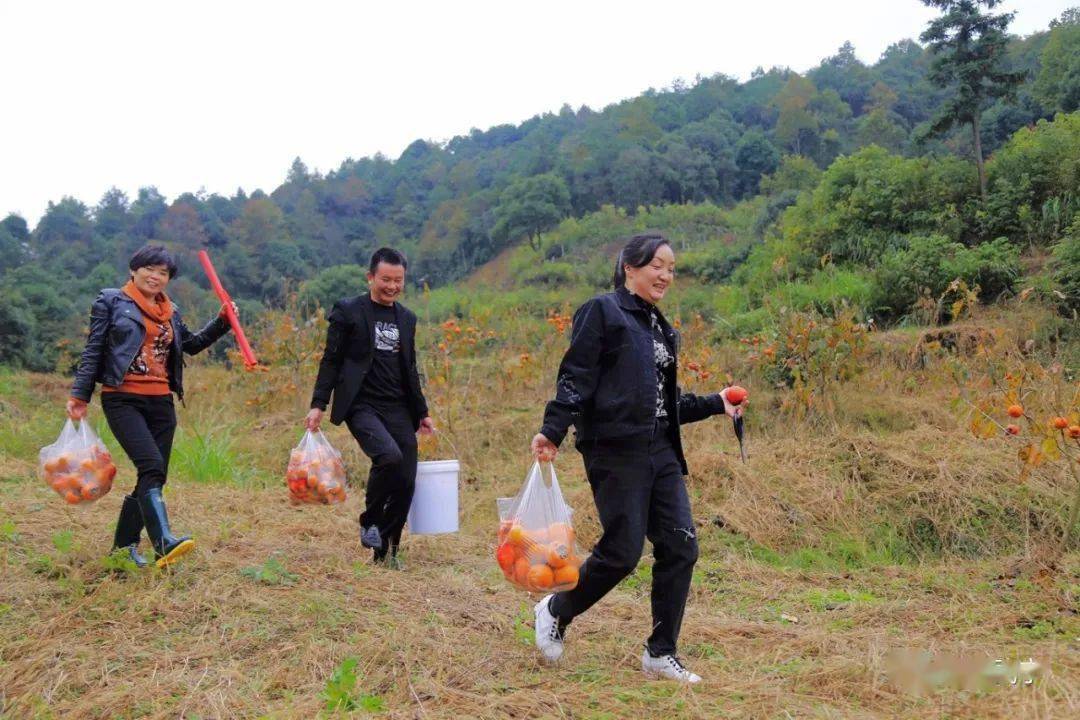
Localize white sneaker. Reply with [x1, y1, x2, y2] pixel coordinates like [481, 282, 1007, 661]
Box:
[533, 594, 564, 664]
[642, 649, 702, 683]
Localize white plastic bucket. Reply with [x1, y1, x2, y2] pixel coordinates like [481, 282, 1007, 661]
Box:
[407, 459, 460, 534]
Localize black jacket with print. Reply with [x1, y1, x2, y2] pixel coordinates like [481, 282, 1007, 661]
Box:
[70, 289, 230, 403]
[310, 293, 429, 430]
[540, 286, 724, 474]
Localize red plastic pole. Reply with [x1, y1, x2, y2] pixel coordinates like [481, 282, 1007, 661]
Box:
[197, 250, 259, 369]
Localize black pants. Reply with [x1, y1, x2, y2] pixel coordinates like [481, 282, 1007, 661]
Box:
[346, 402, 418, 558]
[101, 392, 177, 497]
[549, 424, 699, 656]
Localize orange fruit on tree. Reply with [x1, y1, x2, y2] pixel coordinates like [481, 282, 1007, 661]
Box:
[1069, 425, 1080, 439]
[553, 565, 579, 587]
[1006, 424, 1021, 435]
[526, 564, 555, 590]
[1052, 417, 1069, 430]
[1007, 404, 1024, 418]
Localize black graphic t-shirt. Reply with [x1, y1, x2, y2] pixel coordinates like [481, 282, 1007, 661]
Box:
[358, 301, 406, 405]
[649, 309, 675, 418]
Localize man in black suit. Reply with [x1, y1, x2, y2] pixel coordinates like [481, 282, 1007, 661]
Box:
[306, 247, 435, 567]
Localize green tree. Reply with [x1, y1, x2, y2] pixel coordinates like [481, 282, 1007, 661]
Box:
[920, 0, 1026, 200]
[0, 214, 29, 273]
[771, 75, 819, 155]
[734, 130, 780, 197]
[158, 201, 208, 249]
[1034, 9, 1080, 113]
[491, 173, 571, 250]
[299, 264, 367, 311]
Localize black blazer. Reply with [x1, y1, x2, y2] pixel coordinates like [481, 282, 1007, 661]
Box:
[310, 294, 429, 429]
[540, 286, 723, 474]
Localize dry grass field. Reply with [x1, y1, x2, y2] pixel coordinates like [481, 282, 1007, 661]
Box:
[1, 300, 1077, 719]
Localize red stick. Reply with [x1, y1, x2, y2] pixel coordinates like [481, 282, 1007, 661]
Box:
[197, 250, 259, 369]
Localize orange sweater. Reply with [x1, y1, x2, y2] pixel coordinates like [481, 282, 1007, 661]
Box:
[102, 281, 174, 396]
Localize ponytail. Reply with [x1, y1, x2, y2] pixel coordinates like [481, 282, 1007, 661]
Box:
[611, 249, 627, 290]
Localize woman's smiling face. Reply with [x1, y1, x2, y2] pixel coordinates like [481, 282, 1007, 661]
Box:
[131, 263, 171, 298]
[625, 242, 675, 304]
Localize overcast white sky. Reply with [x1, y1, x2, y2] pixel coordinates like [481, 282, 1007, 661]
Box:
[1, 0, 1072, 226]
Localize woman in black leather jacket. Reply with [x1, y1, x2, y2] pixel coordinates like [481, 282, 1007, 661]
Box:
[529, 233, 742, 683]
[67, 245, 233, 569]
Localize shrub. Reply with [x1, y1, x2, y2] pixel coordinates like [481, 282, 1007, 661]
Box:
[870, 235, 1021, 321]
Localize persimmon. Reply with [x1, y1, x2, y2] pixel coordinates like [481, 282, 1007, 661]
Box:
[546, 543, 570, 569]
[496, 544, 516, 573]
[507, 525, 529, 547]
[43, 458, 60, 473]
[1069, 425, 1080, 439]
[726, 385, 748, 405]
[1006, 424, 1021, 435]
[80, 482, 102, 501]
[513, 557, 531, 586]
[497, 520, 512, 544]
[1007, 404, 1024, 418]
[97, 464, 117, 482]
[63, 491, 81, 505]
[553, 565, 579, 587]
[55, 454, 73, 471]
[547, 522, 575, 546]
[79, 458, 95, 472]
[1052, 417, 1069, 430]
[526, 564, 555, 590]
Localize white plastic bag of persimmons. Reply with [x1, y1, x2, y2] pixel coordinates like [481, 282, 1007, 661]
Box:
[285, 429, 347, 505]
[496, 461, 583, 593]
[39, 419, 118, 505]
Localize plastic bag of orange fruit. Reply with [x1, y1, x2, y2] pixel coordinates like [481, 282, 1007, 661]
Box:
[39, 419, 117, 505]
[495, 461, 583, 593]
[285, 430, 347, 504]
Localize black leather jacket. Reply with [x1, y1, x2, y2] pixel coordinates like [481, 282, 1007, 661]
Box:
[540, 286, 724, 474]
[71, 288, 230, 402]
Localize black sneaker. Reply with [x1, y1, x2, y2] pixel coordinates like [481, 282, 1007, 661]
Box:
[360, 525, 383, 550]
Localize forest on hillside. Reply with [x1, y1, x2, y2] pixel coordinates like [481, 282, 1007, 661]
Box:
[1, 4, 1079, 372]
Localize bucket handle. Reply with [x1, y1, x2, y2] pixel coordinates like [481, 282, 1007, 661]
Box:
[420, 425, 461, 461]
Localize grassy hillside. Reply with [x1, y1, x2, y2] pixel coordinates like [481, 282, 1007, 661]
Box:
[1, 289, 1077, 718]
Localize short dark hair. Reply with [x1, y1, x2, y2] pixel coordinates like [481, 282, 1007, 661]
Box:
[368, 247, 408, 274]
[129, 244, 178, 279]
[612, 233, 670, 289]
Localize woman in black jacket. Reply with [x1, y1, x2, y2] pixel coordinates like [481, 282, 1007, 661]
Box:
[67, 245, 233, 569]
[529, 233, 742, 683]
